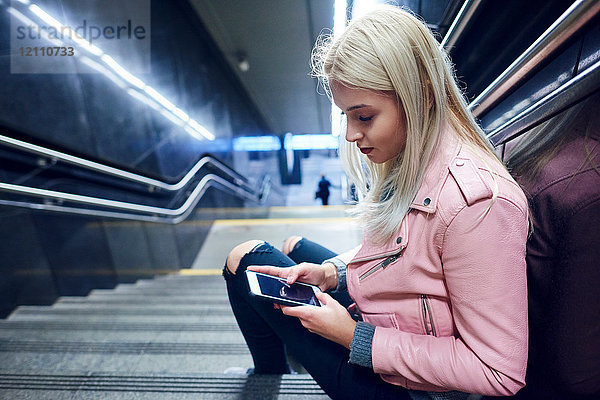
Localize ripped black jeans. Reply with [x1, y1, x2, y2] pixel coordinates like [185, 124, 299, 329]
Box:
[223, 238, 411, 400]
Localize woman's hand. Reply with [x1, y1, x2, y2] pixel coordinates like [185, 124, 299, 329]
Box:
[281, 291, 356, 348]
[247, 262, 337, 292]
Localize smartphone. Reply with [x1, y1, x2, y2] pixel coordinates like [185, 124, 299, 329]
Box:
[245, 269, 321, 307]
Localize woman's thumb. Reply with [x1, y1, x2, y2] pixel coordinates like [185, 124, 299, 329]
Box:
[286, 270, 297, 284]
[315, 290, 329, 305]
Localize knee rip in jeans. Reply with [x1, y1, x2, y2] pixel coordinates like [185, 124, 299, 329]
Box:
[292, 238, 303, 252]
[222, 241, 273, 279]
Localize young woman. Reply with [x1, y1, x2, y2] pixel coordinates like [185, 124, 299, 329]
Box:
[223, 6, 529, 400]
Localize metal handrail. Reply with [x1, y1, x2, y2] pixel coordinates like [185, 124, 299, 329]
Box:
[487, 57, 600, 145]
[469, 0, 600, 117]
[440, 0, 483, 51]
[0, 135, 268, 221]
[0, 133, 251, 192]
[0, 173, 264, 224]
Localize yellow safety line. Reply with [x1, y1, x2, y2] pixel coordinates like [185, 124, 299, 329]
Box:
[213, 217, 354, 226]
[95, 205, 353, 226]
[179, 268, 222, 276]
[268, 205, 351, 211]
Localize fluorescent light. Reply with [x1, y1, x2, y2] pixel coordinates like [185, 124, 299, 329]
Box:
[332, 0, 347, 136]
[160, 109, 184, 126]
[143, 86, 176, 110]
[172, 107, 189, 122]
[25, 2, 213, 144]
[7, 6, 36, 27]
[333, 0, 347, 38]
[101, 54, 145, 89]
[71, 35, 103, 56]
[9, 7, 63, 47]
[127, 88, 160, 110]
[29, 4, 62, 28]
[233, 136, 281, 151]
[29, 3, 103, 56]
[187, 119, 215, 141]
[184, 124, 215, 141]
[79, 57, 127, 89]
[291, 134, 339, 150]
[352, 0, 380, 19]
[332, 105, 344, 137]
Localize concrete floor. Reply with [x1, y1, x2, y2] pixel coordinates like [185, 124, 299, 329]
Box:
[191, 205, 362, 270]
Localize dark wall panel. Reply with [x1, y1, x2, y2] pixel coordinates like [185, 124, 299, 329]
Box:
[102, 221, 156, 283]
[31, 213, 118, 296]
[0, 209, 57, 317]
[143, 224, 182, 270]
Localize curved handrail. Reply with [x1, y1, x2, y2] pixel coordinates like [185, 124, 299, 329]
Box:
[0, 133, 251, 192]
[487, 57, 600, 145]
[469, 0, 600, 117]
[440, 0, 483, 51]
[0, 172, 265, 224]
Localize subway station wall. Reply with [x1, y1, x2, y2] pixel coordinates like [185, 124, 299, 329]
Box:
[0, 0, 273, 317]
[0, 0, 270, 178]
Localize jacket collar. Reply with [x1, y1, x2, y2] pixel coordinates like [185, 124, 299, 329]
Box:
[410, 125, 461, 213]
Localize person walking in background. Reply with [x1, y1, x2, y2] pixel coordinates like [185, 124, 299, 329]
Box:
[315, 174, 332, 205]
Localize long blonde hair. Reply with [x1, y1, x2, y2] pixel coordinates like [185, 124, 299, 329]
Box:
[506, 93, 600, 181]
[312, 6, 502, 243]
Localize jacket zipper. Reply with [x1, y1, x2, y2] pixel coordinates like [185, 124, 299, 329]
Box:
[358, 248, 404, 281]
[421, 294, 437, 336]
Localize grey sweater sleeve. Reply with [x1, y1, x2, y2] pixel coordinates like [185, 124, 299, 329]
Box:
[349, 321, 376, 368]
[322, 257, 347, 292]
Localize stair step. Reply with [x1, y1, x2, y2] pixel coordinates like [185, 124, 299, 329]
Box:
[9, 305, 233, 318]
[0, 328, 243, 343]
[99, 287, 227, 295]
[0, 340, 249, 355]
[0, 372, 329, 399]
[0, 320, 240, 332]
[0, 352, 254, 374]
[7, 312, 236, 324]
[56, 296, 229, 305]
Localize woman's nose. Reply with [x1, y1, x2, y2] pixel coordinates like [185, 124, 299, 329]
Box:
[345, 127, 363, 143]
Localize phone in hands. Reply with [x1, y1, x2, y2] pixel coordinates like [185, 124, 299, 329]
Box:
[246, 269, 321, 307]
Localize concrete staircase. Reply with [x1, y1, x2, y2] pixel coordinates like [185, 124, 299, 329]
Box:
[0, 274, 329, 399]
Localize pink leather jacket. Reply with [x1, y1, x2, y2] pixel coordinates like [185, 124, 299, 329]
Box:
[347, 130, 529, 396]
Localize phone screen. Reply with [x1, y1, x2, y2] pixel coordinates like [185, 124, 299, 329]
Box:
[255, 273, 320, 306]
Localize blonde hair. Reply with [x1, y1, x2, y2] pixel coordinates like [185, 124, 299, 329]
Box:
[312, 6, 502, 243]
[507, 93, 600, 181]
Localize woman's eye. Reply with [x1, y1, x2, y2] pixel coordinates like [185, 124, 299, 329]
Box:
[359, 116, 373, 122]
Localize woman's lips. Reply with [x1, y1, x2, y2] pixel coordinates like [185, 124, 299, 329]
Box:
[360, 147, 374, 155]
